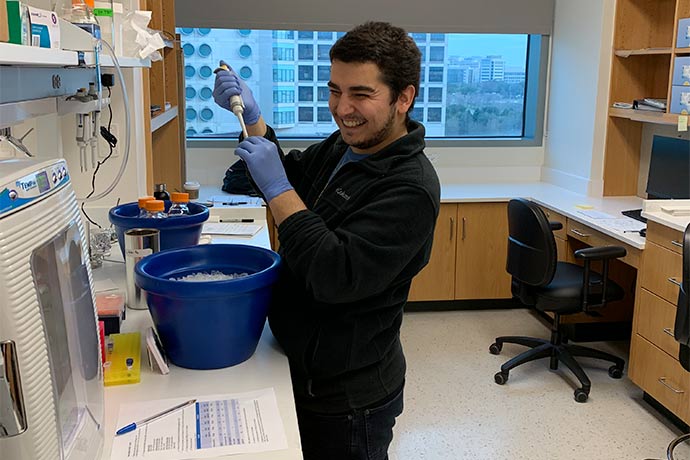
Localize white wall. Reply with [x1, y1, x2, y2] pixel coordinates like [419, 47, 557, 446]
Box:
[541, 0, 615, 196]
[185, 143, 545, 188]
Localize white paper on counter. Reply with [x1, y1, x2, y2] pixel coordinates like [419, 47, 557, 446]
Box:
[110, 388, 288, 459]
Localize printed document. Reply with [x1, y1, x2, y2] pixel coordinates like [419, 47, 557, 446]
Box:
[110, 388, 288, 459]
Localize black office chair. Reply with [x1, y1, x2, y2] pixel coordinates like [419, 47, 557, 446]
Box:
[489, 198, 627, 402]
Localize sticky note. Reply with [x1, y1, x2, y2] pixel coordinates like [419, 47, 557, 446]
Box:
[678, 114, 688, 132]
[575, 204, 594, 210]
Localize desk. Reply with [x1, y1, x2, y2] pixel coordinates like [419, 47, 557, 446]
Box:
[93, 226, 303, 460]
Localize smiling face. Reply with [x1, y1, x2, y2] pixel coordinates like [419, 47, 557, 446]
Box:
[328, 60, 415, 154]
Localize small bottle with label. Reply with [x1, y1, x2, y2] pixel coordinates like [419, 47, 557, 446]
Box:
[137, 196, 154, 217]
[143, 200, 167, 219]
[168, 192, 190, 216]
[153, 183, 171, 201]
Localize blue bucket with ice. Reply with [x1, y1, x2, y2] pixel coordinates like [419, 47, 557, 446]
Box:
[134, 244, 281, 369]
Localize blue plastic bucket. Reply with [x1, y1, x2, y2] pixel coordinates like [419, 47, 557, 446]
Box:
[134, 244, 281, 369]
[108, 201, 209, 257]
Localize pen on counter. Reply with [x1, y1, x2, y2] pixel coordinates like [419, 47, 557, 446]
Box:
[220, 201, 248, 206]
[115, 399, 196, 436]
[220, 218, 254, 223]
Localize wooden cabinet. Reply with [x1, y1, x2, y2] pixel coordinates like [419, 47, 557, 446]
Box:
[143, 0, 186, 193]
[604, 0, 690, 196]
[455, 202, 512, 300]
[408, 202, 511, 302]
[629, 222, 690, 424]
[539, 206, 568, 261]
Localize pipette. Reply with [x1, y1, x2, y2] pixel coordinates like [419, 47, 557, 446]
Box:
[213, 63, 249, 138]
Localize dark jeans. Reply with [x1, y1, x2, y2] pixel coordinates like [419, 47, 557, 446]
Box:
[296, 384, 404, 460]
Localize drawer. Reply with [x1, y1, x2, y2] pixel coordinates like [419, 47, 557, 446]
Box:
[640, 241, 682, 304]
[635, 288, 680, 358]
[566, 220, 641, 269]
[629, 335, 690, 422]
[540, 206, 567, 240]
[647, 221, 684, 255]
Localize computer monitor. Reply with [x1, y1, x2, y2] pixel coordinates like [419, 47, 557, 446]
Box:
[646, 135, 690, 199]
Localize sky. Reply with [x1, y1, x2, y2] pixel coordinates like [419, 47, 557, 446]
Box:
[447, 34, 528, 69]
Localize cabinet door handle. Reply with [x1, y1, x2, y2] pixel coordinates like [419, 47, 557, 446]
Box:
[672, 240, 683, 248]
[668, 277, 682, 287]
[570, 228, 590, 238]
[449, 217, 454, 241]
[658, 377, 685, 394]
[461, 217, 466, 241]
[663, 327, 675, 337]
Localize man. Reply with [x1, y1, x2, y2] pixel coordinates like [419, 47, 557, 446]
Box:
[213, 21, 440, 460]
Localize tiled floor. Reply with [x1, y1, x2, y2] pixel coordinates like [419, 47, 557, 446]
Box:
[391, 309, 690, 460]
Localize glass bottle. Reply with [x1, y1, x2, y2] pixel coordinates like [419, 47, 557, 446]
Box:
[137, 195, 154, 217]
[153, 183, 171, 201]
[168, 192, 190, 216]
[144, 199, 167, 219]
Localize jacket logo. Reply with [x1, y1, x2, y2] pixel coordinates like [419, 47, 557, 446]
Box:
[335, 188, 350, 200]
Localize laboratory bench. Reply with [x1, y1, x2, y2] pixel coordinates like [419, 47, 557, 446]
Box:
[91, 222, 303, 460]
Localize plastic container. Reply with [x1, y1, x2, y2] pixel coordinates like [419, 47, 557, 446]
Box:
[137, 195, 154, 217]
[108, 201, 209, 257]
[134, 244, 282, 369]
[183, 181, 200, 200]
[168, 192, 190, 216]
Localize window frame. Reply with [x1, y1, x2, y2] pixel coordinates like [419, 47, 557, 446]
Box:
[187, 34, 549, 149]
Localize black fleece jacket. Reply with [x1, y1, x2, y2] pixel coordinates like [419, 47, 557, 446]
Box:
[261, 120, 440, 413]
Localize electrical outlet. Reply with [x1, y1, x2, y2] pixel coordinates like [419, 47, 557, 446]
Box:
[100, 123, 119, 158]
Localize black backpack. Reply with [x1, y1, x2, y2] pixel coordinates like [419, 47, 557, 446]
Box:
[221, 159, 259, 196]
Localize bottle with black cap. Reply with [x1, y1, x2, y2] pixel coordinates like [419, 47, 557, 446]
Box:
[153, 183, 170, 201]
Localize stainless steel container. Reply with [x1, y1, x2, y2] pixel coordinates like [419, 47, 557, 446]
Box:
[124, 228, 160, 310]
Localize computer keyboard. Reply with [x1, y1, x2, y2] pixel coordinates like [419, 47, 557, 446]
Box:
[621, 208, 647, 224]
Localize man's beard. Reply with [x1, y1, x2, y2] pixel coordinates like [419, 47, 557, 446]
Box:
[349, 104, 397, 151]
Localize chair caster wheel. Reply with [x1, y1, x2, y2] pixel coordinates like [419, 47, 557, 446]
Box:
[574, 389, 589, 403]
[608, 365, 623, 379]
[494, 371, 508, 385]
[489, 343, 502, 355]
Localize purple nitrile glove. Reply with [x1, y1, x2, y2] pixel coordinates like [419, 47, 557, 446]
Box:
[235, 137, 293, 202]
[212, 60, 261, 125]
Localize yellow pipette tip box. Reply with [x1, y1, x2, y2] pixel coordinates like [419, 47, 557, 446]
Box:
[103, 332, 141, 386]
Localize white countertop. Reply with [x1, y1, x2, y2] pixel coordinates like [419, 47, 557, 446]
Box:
[93, 226, 302, 460]
[440, 182, 646, 249]
[642, 199, 690, 232]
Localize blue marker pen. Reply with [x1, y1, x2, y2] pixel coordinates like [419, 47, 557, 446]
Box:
[116, 399, 197, 436]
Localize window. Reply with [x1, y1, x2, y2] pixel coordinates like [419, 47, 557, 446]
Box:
[298, 65, 313, 81]
[429, 46, 444, 62]
[317, 86, 330, 101]
[180, 28, 545, 142]
[317, 44, 330, 60]
[298, 44, 313, 59]
[298, 86, 313, 102]
[299, 107, 313, 122]
[317, 107, 332, 122]
[428, 87, 443, 103]
[317, 65, 330, 81]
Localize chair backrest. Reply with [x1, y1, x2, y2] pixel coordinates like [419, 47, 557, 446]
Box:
[675, 223, 690, 370]
[505, 198, 558, 288]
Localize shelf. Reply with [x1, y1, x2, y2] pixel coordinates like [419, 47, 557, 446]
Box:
[608, 107, 679, 125]
[614, 47, 673, 57]
[151, 106, 178, 132]
[0, 42, 150, 68]
[0, 42, 77, 66]
[676, 47, 690, 55]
